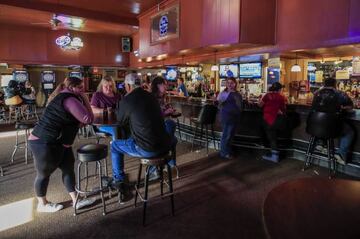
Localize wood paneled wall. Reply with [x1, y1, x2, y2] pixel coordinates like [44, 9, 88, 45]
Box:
[138, 0, 276, 59]
[276, 0, 359, 50]
[0, 24, 129, 66]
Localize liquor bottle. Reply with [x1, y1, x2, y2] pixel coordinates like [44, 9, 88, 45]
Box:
[103, 108, 108, 121]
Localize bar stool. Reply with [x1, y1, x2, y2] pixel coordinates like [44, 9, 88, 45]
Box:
[93, 131, 112, 180]
[8, 105, 23, 123]
[74, 144, 109, 216]
[10, 121, 35, 164]
[23, 104, 38, 120]
[0, 106, 6, 121]
[191, 104, 218, 155]
[134, 152, 175, 226]
[171, 112, 183, 141]
[302, 111, 342, 178]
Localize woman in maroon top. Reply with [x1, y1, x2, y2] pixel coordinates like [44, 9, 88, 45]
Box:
[90, 76, 121, 139]
[259, 82, 287, 162]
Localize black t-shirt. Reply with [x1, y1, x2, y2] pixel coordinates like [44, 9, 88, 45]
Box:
[116, 87, 171, 152]
[311, 87, 353, 113]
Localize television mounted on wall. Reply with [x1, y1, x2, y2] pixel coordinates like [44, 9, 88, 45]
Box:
[239, 62, 262, 79]
[219, 64, 239, 78]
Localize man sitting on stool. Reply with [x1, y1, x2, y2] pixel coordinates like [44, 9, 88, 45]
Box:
[311, 77, 354, 164]
[110, 73, 172, 191]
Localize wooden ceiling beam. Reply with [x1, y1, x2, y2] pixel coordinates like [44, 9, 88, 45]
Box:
[0, 0, 139, 26]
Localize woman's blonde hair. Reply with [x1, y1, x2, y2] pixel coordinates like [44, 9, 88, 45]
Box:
[97, 76, 116, 93]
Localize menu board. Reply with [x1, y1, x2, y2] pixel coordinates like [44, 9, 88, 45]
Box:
[352, 58, 360, 75]
[336, 70, 350, 80]
[315, 71, 324, 83]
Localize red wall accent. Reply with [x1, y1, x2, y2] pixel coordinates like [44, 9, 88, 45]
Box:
[276, 0, 350, 49]
[349, 0, 360, 37]
[240, 0, 276, 44]
[201, 0, 240, 46]
[139, 0, 203, 58]
[0, 24, 129, 66]
[138, 0, 276, 59]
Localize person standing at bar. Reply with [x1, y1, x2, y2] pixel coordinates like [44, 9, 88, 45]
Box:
[259, 82, 287, 163]
[91, 76, 121, 139]
[311, 77, 354, 164]
[176, 77, 189, 97]
[29, 77, 95, 212]
[217, 77, 243, 159]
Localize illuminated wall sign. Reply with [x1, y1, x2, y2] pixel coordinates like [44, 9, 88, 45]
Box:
[55, 34, 84, 50]
[159, 15, 169, 37]
[151, 4, 179, 44]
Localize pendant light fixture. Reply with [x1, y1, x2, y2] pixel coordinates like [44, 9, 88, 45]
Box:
[291, 53, 301, 72]
[211, 50, 219, 71]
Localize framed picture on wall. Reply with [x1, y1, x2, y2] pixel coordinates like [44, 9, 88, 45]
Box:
[117, 70, 126, 79]
[150, 4, 180, 44]
[105, 70, 116, 79]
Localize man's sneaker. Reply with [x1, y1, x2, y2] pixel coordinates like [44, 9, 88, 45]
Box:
[334, 154, 346, 165]
[101, 176, 112, 188]
[74, 197, 96, 210]
[219, 153, 233, 160]
[110, 179, 126, 192]
[262, 150, 279, 163]
[37, 202, 64, 213]
[315, 145, 328, 154]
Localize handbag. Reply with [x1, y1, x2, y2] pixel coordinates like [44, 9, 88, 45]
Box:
[5, 95, 23, 106]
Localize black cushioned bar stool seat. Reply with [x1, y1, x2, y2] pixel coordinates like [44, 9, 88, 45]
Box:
[134, 152, 175, 226]
[303, 111, 342, 178]
[191, 104, 218, 155]
[74, 144, 109, 216]
[77, 144, 108, 162]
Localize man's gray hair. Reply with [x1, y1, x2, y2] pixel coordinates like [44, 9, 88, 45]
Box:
[124, 73, 141, 88]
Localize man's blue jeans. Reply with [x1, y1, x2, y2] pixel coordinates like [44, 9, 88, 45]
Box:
[337, 122, 355, 161]
[111, 119, 178, 182]
[220, 121, 237, 157]
[98, 126, 117, 140]
[111, 138, 163, 181]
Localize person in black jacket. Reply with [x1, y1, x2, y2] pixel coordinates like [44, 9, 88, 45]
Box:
[311, 77, 354, 164]
[29, 77, 95, 213]
[110, 73, 171, 188]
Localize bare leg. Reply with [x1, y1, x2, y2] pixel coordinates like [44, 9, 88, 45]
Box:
[69, 191, 77, 205]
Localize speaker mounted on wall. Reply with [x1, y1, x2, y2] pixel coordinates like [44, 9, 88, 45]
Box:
[121, 37, 132, 52]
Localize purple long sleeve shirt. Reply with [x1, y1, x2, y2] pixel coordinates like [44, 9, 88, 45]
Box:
[29, 89, 93, 141]
[62, 90, 93, 124]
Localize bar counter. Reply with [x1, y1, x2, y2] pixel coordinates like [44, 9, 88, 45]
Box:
[168, 95, 360, 176]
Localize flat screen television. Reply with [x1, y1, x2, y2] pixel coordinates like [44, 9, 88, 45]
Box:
[239, 63, 262, 78]
[116, 82, 125, 89]
[166, 67, 178, 81]
[69, 71, 82, 79]
[219, 64, 239, 78]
